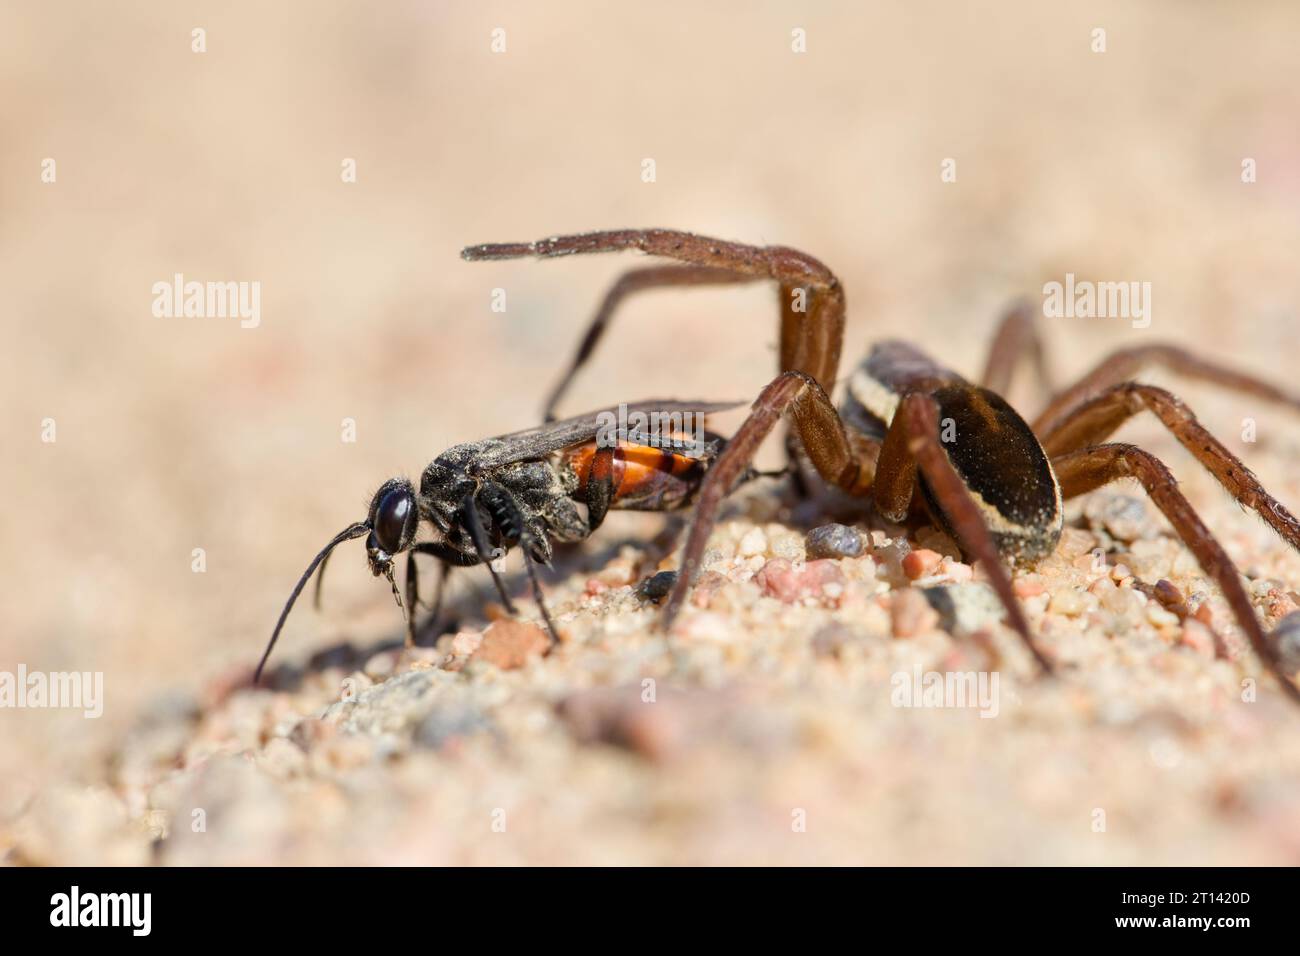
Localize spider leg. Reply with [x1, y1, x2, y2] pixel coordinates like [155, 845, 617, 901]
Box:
[660, 377, 1051, 670]
[980, 299, 1055, 396]
[462, 228, 847, 410]
[885, 393, 1052, 673]
[423, 557, 451, 626]
[1039, 382, 1300, 554]
[662, 370, 869, 630]
[1034, 344, 1300, 437]
[535, 264, 759, 421]
[1052, 442, 1300, 704]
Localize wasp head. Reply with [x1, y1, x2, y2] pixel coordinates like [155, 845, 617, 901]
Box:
[365, 477, 418, 578]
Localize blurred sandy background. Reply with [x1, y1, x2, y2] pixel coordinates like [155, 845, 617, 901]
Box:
[2, 1, 1299, 862]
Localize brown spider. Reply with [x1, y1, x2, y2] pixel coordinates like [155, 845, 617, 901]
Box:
[463, 230, 1300, 702]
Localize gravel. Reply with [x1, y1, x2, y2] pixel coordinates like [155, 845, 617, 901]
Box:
[9, 485, 1300, 865]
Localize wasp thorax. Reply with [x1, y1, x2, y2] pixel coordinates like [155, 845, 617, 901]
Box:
[419, 460, 476, 532]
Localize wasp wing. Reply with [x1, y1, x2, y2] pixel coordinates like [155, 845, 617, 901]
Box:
[467, 400, 744, 471]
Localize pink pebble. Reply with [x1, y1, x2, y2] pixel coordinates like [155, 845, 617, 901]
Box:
[755, 558, 845, 606]
[902, 549, 943, 580]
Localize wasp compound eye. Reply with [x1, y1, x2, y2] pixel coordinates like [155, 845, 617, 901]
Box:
[374, 487, 414, 554]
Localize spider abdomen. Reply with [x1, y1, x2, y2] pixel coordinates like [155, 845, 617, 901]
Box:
[920, 384, 1063, 564]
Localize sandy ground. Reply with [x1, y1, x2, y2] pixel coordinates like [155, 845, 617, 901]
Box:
[3, 1, 1300, 865]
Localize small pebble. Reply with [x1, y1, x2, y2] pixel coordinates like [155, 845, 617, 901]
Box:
[1265, 589, 1300, 621]
[922, 583, 1005, 634]
[1250, 578, 1281, 598]
[902, 548, 943, 580]
[313, 734, 376, 772]
[1073, 552, 1102, 573]
[805, 523, 865, 560]
[1056, 527, 1098, 560]
[690, 570, 728, 609]
[594, 558, 638, 588]
[289, 718, 337, 752]
[1152, 579, 1187, 613]
[755, 558, 846, 605]
[1267, 611, 1300, 676]
[1101, 585, 1144, 617]
[679, 611, 733, 643]
[363, 650, 399, 681]
[559, 687, 697, 762]
[891, 588, 939, 638]
[257, 737, 307, 778]
[1013, 577, 1046, 598]
[414, 705, 493, 750]
[437, 630, 484, 671]
[811, 623, 854, 658]
[1180, 621, 1216, 659]
[1089, 576, 1116, 596]
[448, 630, 484, 657]
[770, 529, 806, 561]
[1049, 589, 1086, 616]
[1087, 493, 1150, 541]
[1146, 603, 1180, 629]
[1194, 602, 1214, 628]
[341, 671, 374, 698]
[942, 558, 974, 583]
[400, 646, 442, 671]
[738, 527, 769, 557]
[469, 620, 550, 670]
[914, 528, 961, 560]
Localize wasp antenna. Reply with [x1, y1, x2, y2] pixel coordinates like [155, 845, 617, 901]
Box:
[312, 548, 334, 610]
[255, 522, 369, 686]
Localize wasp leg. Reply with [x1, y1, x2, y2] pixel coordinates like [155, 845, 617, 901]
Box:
[1039, 382, 1300, 554]
[460, 491, 518, 615]
[403, 550, 420, 647]
[478, 481, 561, 646]
[520, 549, 560, 647]
[403, 545, 455, 647]
[1034, 344, 1300, 437]
[585, 444, 616, 533]
[1052, 443, 1300, 704]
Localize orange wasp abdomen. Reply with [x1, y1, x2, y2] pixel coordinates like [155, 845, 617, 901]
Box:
[563, 440, 707, 512]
